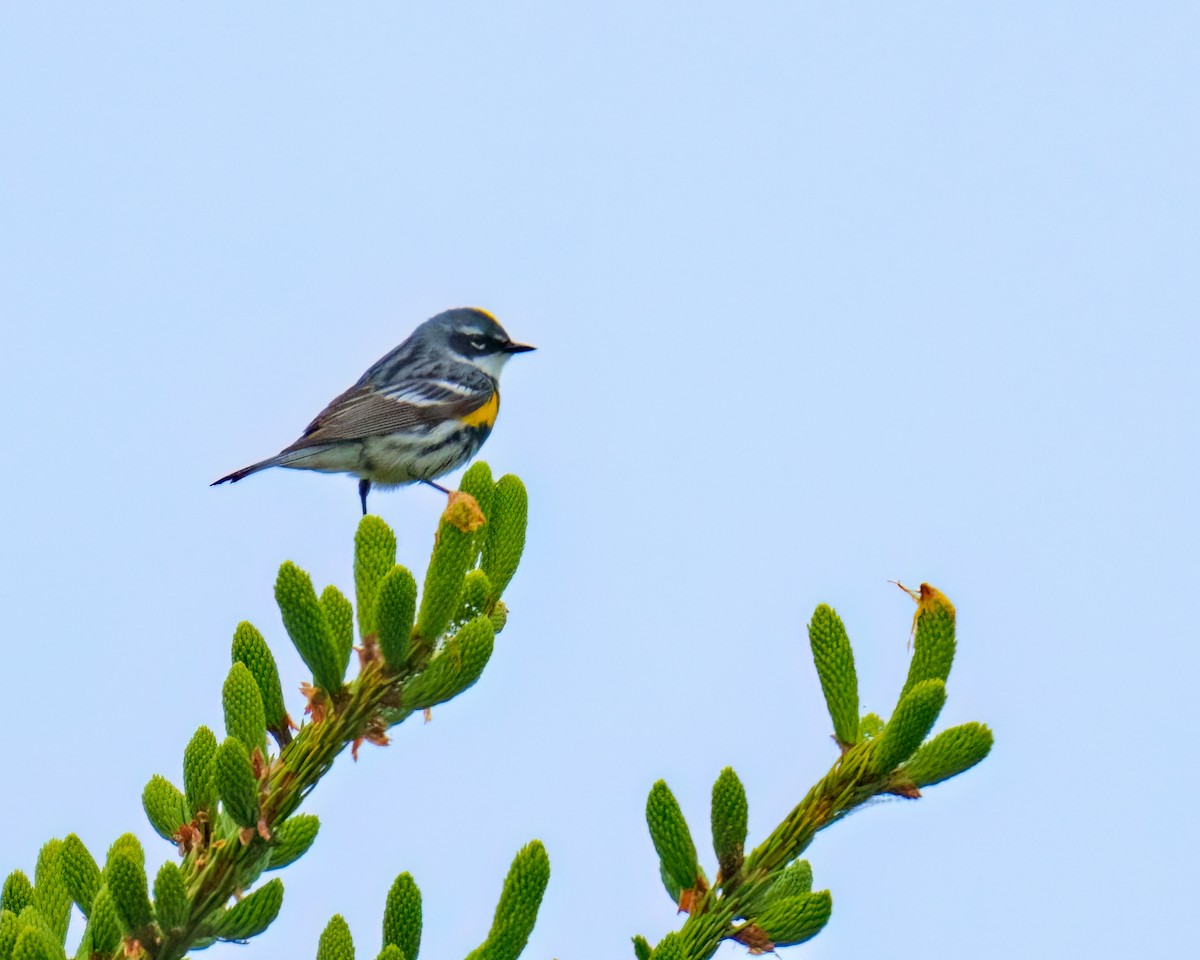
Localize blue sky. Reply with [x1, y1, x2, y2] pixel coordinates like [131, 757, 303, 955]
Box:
[1, 4, 1196, 958]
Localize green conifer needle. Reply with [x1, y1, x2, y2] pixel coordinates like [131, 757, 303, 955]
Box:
[153, 862, 189, 935]
[872, 679, 947, 774]
[213, 878, 283, 941]
[59, 835, 100, 917]
[183, 726, 219, 817]
[215, 737, 260, 828]
[646, 781, 701, 895]
[382, 872, 421, 960]
[355, 515, 398, 640]
[232, 622, 289, 740]
[142, 775, 190, 842]
[266, 815, 321, 871]
[754, 889, 832, 947]
[320, 585, 355, 682]
[807, 604, 860, 746]
[900, 721, 994, 788]
[317, 914, 355, 960]
[711, 767, 748, 884]
[1, 873, 33, 917]
[464, 841, 550, 960]
[415, 495, 485, 644]
[377, 565, 418, 671]
[899, 584, 956, 701]
[275, 561, 344, 693]
[401, 615, 494, 711]
[103, 851, 153, 936]
[481, 475, 527, 601]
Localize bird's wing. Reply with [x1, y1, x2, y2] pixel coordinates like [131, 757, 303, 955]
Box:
[283, 379, 496, 450]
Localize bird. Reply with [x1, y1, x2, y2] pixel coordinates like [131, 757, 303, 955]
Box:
[212, 307, 534, 514]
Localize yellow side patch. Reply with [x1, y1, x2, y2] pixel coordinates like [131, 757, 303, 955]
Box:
[459, 392, 499, 429]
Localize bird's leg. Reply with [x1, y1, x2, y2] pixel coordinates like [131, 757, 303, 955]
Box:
[420, 479, 451, 495]
[358, 478, 371, 515]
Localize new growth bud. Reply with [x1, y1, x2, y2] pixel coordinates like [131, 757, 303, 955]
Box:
[355, 514, 398, 640]
[808, 604, 860, 747]
[711, 767, 748, 883]
[482, 475, 527, 602]
[232, 621, 290, 742]
[275, 561, 345, 694]
[212, 878, 283, 942]
[377, 565, 418, 671]
[215, 737, 260, 829]
[463, 841, 550, 960]
[646, 781, 701, 897]
[382, 872, 422, 960]
[142, 775, 190, 842]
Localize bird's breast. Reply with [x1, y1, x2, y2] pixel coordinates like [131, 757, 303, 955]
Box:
[458, 391, 500, 430]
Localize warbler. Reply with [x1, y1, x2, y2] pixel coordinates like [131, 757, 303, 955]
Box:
[212, 307, 534, 514]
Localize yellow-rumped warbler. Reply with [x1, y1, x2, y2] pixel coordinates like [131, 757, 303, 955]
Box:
[213, 307, 534, 514]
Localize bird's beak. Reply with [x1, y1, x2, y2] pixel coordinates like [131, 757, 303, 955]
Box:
[504, 341, 536, 353]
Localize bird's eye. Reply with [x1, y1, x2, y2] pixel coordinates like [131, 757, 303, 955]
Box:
[470, 338, 487, 351]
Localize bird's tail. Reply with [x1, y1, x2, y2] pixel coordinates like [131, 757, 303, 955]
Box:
[211, 455, 283, 487]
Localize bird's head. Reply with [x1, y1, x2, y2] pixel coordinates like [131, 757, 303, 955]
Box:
[422, 307, 535, 379]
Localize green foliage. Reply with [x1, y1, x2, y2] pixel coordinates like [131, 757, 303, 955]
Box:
[463, 841, 550, 960]
[807, 604, 860, 746]
[30, 842, 69, 945]
[153, 861, 189, 934]
[754, 889, 832, 947]
[382, 872, 422, 960]
[377, 565, 418, 671]
[763, 859, 813, 904]
[233, 621, 290, 740]
[183, 724, 219, 816]
[1, 874, 32, 917]
[871, 679, 947, 774]
[646, 781, 700, 896]
[59, 835, 99, 917]
[899, 584, 956, 700]
[320, 584, 355, 684]
[0, 477, 993, 960]
[355, 514, 398, 640]
[224, 660, 269, 755]
[0, 911, 16, 960]
[267, 814, 321, 871]
[104, 833, 144, 870]
[858, 712, 885, 740]
[104, 850, 153, 935]
[488, 600, 508, 635]
[657, 863, 680, 905]
[637, 583, 990, 958]
[11, 926, 63, 960]
[402, 615, 495, 711]
[900, 721, 994, 788]
[276, 560, 345, 693]
[142, 773, 190, 842]
[459, 461, 495, 566]
[454, 569, 492, 629]
[215, 736, 260, 828]
[317, 914, 355, 960]
[710, 767, 747, 883]
[0, 493, 528, 960]
[83, 885, 122, 956]
[648, 932, 685, 960]
[415, 496, 483, 644]
[14, 906, 54, 941]
[481, 475, 527, 602]
[213, 878, 284, 941]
